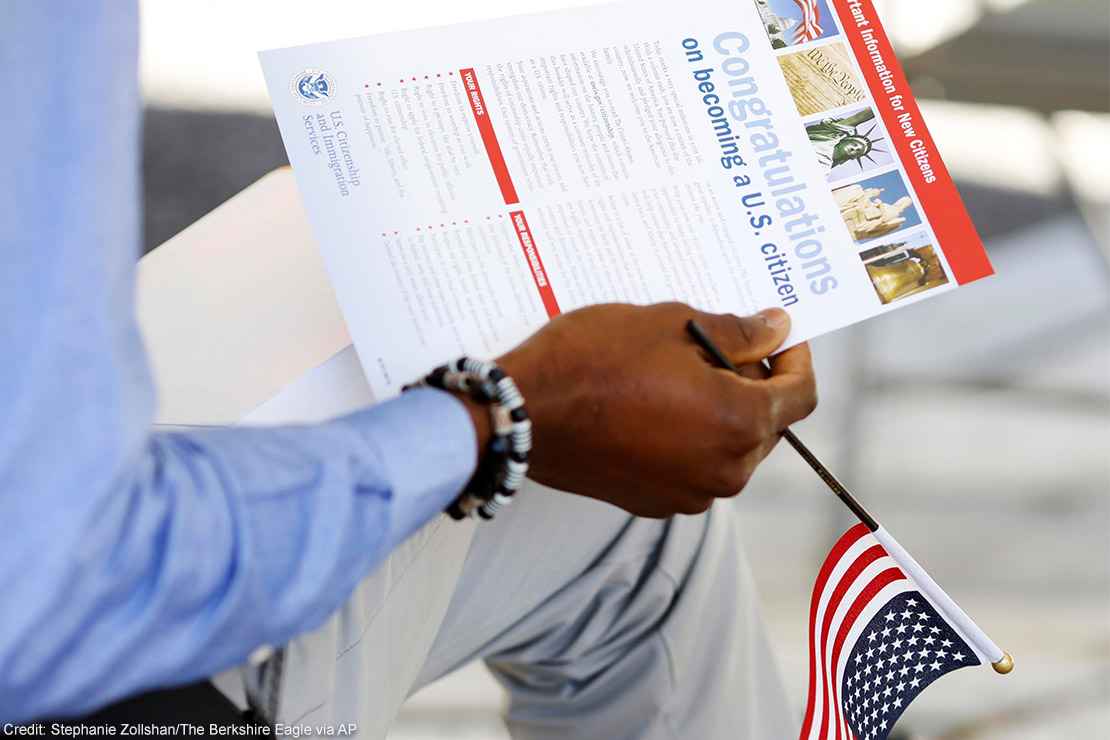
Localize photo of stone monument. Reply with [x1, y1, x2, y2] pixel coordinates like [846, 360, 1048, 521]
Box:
[833, 170, 923, 243]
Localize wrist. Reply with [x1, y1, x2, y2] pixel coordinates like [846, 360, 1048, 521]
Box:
[452, 390, 492, 463]
[497, 346, 567, 484]
[415, 357, 533, 520]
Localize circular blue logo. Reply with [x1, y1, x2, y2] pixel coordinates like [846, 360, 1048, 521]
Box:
[292, 70, 334, 104]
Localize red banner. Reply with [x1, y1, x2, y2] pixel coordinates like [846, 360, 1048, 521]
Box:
[832, 0, 993, 285]
[509, 210, 561, 318]
[459, 67, 519, 205]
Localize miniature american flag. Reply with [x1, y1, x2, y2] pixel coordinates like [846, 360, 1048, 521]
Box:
[792, 0, 825, 44]
[798, 524, 985, 740]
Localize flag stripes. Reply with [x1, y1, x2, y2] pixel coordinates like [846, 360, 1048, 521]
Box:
[799, 524, 982, 740]
[800, 524, 913, 739]
[792, 0, 825, 43]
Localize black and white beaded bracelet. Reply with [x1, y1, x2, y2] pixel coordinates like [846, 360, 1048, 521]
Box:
[406, 358, 531, 521]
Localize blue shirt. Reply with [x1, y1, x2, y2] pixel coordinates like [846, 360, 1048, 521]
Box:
[0, 3, 476, 722]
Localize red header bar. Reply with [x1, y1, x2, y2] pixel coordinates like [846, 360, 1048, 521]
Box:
[509, 210, 560, 318]
[833, 0, 993, 285]
[459, 68, 519, 205]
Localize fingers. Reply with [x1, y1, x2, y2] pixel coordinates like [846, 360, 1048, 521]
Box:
[735, 361, 769, 381]
[763, 342, 818, 429]
[704, 432, 787, 499]
[768, 340, 812, 377]
[708, 341, 816, 451]
[691, 307, 791, 365]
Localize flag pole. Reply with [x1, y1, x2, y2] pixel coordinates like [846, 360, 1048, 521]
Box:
[685, 320, 1013, 675]
[686, 320, 880, 530]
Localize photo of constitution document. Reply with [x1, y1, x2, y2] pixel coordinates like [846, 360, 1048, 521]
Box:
[778, 42, 867, 117]
[753, 0, 839, 50]
[860, 230, 950, 305]
[806, 106, 893, 183]
[833, 170, 923, 243]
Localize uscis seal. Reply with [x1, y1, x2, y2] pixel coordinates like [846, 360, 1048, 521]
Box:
[292, 69, 334, 104]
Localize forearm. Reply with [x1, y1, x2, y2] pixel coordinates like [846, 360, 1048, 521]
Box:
[0, 0, 491, 721]
[0, 388, 475, 722]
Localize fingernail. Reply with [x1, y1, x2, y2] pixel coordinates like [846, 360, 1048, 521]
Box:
[759, 308, 789, 329]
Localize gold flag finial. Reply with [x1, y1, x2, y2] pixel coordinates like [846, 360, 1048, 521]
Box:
[992, 652, 1014, 675]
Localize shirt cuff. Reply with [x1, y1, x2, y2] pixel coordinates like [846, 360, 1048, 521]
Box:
[339, 387, 477, 542]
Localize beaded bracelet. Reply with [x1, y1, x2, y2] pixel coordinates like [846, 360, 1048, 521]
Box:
[405, 358, 531, 521]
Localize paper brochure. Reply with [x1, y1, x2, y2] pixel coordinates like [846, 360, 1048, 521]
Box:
[260, 0, 992, 397]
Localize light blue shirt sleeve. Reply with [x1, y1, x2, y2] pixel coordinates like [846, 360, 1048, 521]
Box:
[0, 3, 477, 722]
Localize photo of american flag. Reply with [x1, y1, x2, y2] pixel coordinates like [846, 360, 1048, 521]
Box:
[798, 524, 982, 740]
[792, 0, 825, 44]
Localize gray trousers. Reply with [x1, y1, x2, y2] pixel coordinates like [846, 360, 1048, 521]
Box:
[216, 483, 793, 739]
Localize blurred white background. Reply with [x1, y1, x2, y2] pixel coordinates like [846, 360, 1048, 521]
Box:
[137, 1, 1109, 737]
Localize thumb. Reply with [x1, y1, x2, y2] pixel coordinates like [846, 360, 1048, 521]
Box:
[692, 308, 791, 365]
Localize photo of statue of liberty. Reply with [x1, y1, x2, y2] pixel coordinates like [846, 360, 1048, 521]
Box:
[806, 107, 892, 182]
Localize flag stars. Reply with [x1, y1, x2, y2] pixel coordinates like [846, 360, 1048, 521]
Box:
[839, 593, 978, 740]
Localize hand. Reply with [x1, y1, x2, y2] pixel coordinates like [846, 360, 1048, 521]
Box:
[488, 302, 816, 518]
